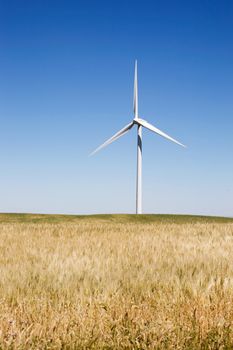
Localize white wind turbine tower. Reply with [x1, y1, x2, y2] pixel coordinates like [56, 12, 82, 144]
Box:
[91, 61, 186, 214]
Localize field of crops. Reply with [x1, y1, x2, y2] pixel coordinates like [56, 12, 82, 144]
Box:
[0, 213, 233, 349]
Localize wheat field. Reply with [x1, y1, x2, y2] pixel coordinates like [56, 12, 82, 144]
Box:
[0, 214, 233, 349]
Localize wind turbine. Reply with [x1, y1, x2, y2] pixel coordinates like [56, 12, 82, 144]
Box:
[91, 61, 186, 214]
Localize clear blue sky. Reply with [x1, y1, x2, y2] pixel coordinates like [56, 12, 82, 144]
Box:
[1, 0, 233, 216]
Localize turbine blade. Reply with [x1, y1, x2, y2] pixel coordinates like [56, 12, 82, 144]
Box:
[90, 122, 134, 156]
[133, 60, 138, 119]
[137, 118, 186, 147]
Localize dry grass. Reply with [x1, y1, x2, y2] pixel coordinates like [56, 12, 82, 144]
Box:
[0, 214, 233, 349]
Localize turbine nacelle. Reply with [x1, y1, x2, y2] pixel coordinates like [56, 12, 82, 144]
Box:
[133, 118, 142, 125]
